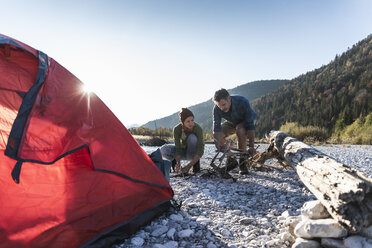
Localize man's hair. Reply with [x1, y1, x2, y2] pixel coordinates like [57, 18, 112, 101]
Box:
[213, 88, 230, 102]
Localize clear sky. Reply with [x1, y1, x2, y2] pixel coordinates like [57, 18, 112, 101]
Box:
[1, 0, 371, 126]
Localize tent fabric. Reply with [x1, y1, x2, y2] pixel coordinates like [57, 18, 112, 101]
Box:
[0, 34, 173, 248]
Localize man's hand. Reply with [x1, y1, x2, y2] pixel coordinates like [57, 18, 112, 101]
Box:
[214, 139, 229, 152]
[218, 143, 230, 152]
[213, 139, 221, 150]
[213, 132, 229, 152]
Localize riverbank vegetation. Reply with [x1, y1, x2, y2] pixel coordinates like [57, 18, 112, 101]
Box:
[128, 126, 215, 143]
[278, 112, 372, 145]
[331, 112, 372, 144]
[129, 126, 173, 139]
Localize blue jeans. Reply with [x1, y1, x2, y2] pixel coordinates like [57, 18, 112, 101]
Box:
[160, 134, 198, 161]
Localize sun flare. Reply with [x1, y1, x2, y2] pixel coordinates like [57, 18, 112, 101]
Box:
[81, 83, 92, 94]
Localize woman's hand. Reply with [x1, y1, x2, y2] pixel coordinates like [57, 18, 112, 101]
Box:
[174, 156, 181, 172]
[181, 164, 192, 174]
[174, 162, 181, 173]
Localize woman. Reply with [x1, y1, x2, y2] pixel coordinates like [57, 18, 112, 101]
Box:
[160, 108, 204, 174]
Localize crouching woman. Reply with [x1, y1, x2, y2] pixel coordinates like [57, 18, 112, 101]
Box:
[161, 108, 204, 174]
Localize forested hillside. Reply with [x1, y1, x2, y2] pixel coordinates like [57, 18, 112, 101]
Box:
[142, 80, 288, 132]
[253, 35, 372, 138]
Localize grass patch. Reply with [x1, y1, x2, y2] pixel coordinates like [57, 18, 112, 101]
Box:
[279, 122, 328, 144]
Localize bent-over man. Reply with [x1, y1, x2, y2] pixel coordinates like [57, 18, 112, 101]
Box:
[212, 88, 257, 174]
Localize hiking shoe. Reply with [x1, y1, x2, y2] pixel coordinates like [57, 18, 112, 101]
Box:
[171, 159, 176, 172]
[225, 156, 238, 171]
[193, 160, 200, 173]
[239, 158, 248, 175]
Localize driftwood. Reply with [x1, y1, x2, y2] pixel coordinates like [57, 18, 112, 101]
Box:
[246, 145, 290, 170]
[268, 131, 372, 233]
[209, 149, 236, 181]
[208, 144, 277, 178]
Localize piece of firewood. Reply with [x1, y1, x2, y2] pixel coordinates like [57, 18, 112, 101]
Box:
[269, 131, 372, 233]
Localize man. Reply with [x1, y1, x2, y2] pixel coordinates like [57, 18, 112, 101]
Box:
[212, 88, 257, 174]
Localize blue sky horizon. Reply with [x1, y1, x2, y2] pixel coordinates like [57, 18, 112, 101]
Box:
[1, 0, 371, 126]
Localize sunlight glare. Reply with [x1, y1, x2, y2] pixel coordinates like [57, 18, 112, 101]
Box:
[81, 83, 92, 94]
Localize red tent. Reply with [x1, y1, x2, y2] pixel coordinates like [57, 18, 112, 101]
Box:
[0, 34, 173, 247]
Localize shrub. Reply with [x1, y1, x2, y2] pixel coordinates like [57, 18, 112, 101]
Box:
[334, 112, 372, 144]
[279, 122, 300, 135]
[204, 132, 213, 142]
[279, 122, 329, 143]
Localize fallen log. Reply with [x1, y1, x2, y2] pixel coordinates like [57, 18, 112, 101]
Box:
[268, 131, 372, 233]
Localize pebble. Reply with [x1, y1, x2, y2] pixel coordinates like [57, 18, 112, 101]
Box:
[115, 144, 372, 248]
[207, 243, 217, 248]
[343, 235, 372, 248]
[151, 226, 168, 237]
[220, 229, 231, 237]
[178, 229, 193, 238]
[163, 241, 178, 248]
[169, 214, 183, 222]
[166, 228, 176, 240]
[130, 237, 144, 246]
[153, 244, 166, 248]
[196, 216, 211, 225]
[239, 217, 255, 225]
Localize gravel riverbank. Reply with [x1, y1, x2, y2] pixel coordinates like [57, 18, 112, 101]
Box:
[114, 144, 372, 248]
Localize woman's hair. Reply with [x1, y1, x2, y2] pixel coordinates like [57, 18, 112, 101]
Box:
[179, 108, 194, 123]
[213, 88, 229, 102]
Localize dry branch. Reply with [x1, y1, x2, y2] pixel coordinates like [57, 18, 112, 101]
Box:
[209, 150, 236, 180]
